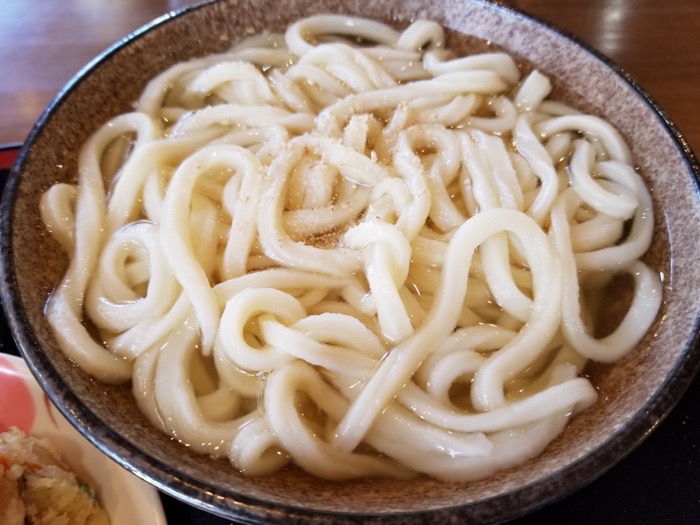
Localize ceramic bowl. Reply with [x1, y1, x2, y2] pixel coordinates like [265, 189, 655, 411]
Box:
[1, 0, 699, 523]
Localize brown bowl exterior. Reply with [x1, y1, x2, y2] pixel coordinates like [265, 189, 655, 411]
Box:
[1, 0, 699, 523]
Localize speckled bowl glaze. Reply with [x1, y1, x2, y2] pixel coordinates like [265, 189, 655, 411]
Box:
[1, 0, 699, 523]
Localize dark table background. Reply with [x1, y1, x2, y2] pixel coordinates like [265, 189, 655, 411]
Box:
[1, 0, 699, 523]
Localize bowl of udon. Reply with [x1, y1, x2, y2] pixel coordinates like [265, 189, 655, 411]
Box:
[1, 0, 699, 523]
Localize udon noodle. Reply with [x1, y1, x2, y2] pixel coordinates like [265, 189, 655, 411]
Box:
[40, 15, 662, 481]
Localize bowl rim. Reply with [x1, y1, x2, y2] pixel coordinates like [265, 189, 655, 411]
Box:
[1, 0, 699, 523]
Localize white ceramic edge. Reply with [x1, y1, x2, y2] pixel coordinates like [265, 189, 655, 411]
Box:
[0, 354, 167, 525]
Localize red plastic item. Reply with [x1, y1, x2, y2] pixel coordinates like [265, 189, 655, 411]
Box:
[0, 145, 20, 170]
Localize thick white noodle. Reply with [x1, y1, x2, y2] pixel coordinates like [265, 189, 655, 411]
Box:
[41, 15, 661, 481]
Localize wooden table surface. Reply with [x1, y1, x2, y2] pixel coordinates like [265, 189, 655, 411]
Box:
[0, 1, 698, 524]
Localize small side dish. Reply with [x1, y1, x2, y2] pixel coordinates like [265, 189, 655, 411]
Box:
[0, 427, 110, 525]
[0, 354, 167, 525]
